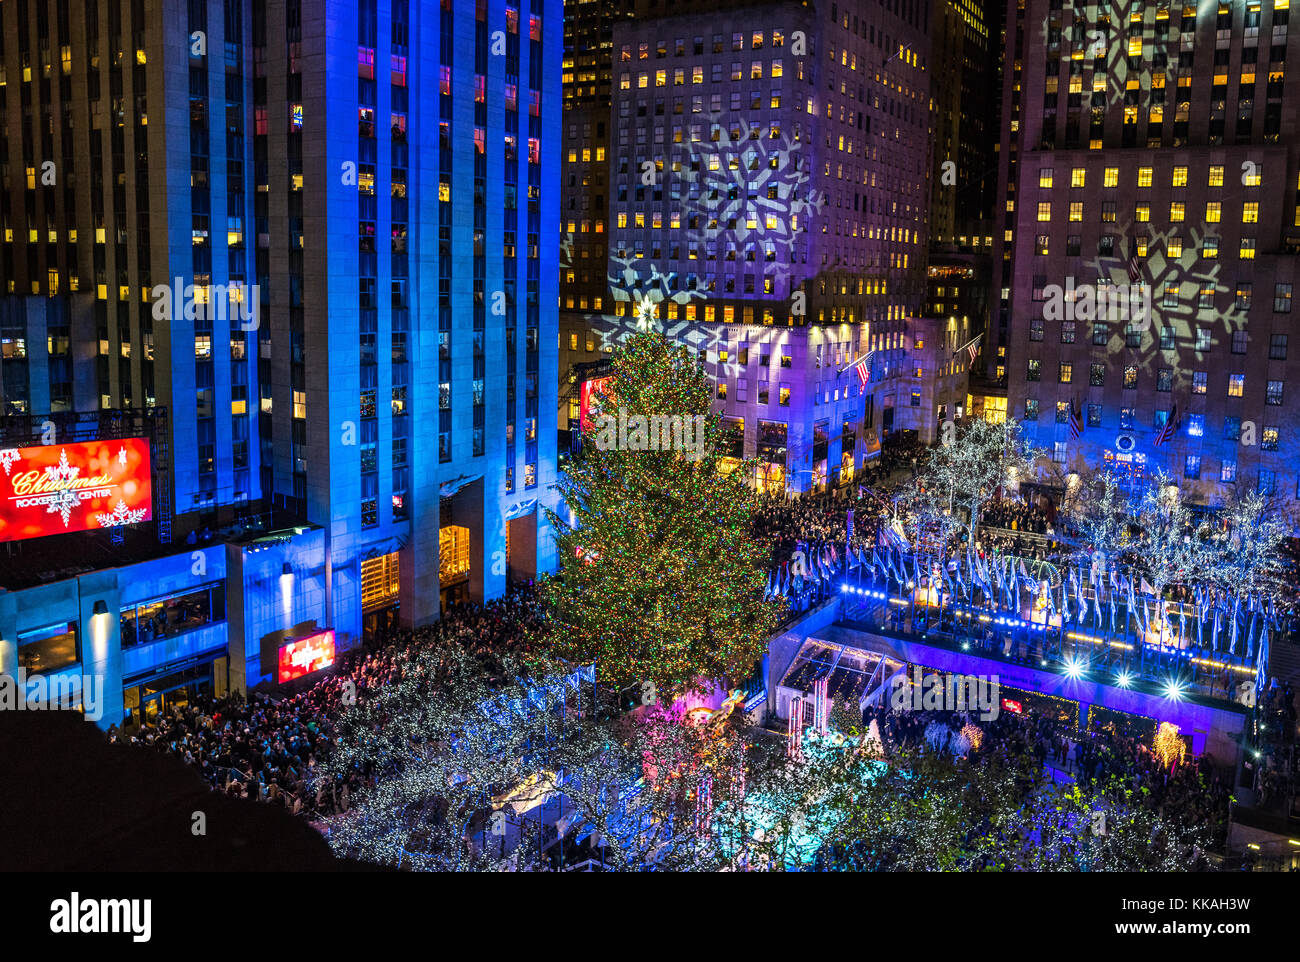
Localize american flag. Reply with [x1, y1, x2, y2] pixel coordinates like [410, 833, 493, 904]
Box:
[1154, 402, 1179, 446]
[854, 350, 874, 387]
[1068, 397, 1083, 440]
[1127, 242, 1142, 283]
[954, 333, 982, 365]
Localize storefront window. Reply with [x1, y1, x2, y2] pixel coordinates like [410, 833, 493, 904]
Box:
[120, 585, 226, 649]
[18, 622, 79, 674]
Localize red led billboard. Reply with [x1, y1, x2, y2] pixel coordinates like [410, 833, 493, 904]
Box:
[0, 438, 152, 543]
[579, 376, 615, 434]
[277, 630, 336, 683]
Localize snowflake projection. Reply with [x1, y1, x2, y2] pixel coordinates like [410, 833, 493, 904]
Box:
[94, 499, 147, 528]
[1080, 219, 1241, 381]
[593, 253, 719, 360]
[592, 115, 822, 381]
[44, 448, 81, 527]
[558, 229, 578, 275]
[676, 113, 824, 295]
[0, 449, 19, 475]
[117, 445, 129, 467]
[1039, 0, 1153, 116]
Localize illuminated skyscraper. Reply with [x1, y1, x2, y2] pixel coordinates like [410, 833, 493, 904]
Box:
[585, 0, 933, 493]
[0, 0, 561, 724]
[996, 0, 1300, 514]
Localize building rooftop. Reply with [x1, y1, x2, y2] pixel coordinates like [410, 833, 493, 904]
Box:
[0, 512, 318, 592]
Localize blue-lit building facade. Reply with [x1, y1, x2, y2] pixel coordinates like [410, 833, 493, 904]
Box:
[0, 0, 560, 727]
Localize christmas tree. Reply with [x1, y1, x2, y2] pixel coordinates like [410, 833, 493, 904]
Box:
[541, 328, 779, 702]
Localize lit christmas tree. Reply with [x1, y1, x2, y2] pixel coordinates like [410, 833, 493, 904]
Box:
[541, 328, 780, 702]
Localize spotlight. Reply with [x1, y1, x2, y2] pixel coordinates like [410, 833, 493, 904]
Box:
[1064, 659, 1084, 680]
[1163, 680, 1185, 700]
[1116, 672, 1132, 688]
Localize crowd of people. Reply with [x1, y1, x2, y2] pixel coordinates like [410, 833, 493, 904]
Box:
[979, 497, 1055, 536]
[860, 434, 927, 483]
[110, 585, 543, 818]
[866, 696, 1235, 848]
[102, 448, 1299, 862]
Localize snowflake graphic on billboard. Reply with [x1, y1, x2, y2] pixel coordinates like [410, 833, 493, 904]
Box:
[95, 499, 148, 528]
[0, 449, 19, 475]
[44, 448, 81, 527]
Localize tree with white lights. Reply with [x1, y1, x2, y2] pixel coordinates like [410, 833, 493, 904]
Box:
[906, 416, 1040, 547]
[1062, 468, 1131, 568]
[1129, 470, 1209, 604]
[992, 776, 1213, 872]
[1203, 489, 1288, 606]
